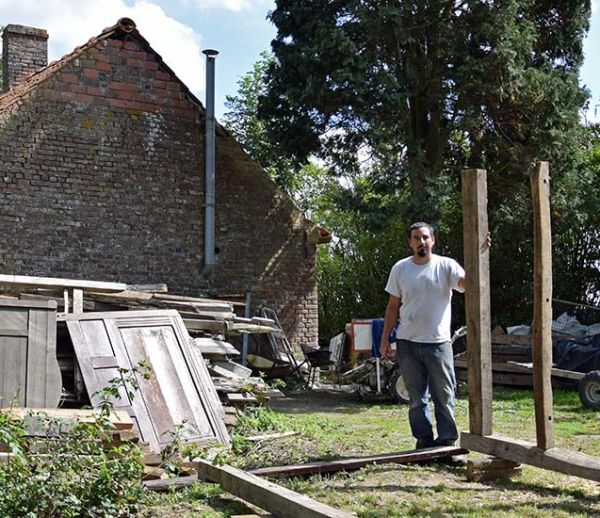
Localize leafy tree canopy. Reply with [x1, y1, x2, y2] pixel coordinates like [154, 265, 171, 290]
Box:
[260, 0, 590, 222]
[228, 1, 597, 336]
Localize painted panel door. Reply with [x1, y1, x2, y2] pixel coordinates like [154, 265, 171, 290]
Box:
[0, 299, 61, 408]
[65, 309, 229, 452]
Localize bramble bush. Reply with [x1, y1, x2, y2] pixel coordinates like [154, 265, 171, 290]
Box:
[0, 365, 151, 517]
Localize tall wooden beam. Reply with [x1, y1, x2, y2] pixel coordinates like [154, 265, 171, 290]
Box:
[461, 169, 493, 435]
[531, 162, 554, 449]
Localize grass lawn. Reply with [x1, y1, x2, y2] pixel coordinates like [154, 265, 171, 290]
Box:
[144, 383, 600, 517]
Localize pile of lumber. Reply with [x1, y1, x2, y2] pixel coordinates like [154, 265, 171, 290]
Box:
[0, 274, 290, 458]
[194, 336, 285, 427]
[0, 408, 198, 482]
[454, 328, 580, 388]
[0, 273, 284, 414]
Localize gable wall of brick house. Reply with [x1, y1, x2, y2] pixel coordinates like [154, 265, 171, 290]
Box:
[0, 30, 318, 348]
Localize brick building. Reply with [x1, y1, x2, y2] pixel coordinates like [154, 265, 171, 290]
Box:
[0, 19, 329, 348]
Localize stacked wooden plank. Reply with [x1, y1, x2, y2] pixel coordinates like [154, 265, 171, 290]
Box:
[0, 275, 282, 454]
[454, 329, 579, 388]
[194, 337, 285, 425]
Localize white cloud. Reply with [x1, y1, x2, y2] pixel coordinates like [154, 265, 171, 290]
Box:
[0, 0, 205, 95]
[593, 1, 599, 15]
[188, 0, 269, 12]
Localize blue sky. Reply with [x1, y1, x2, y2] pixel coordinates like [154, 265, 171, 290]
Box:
[581, 2, 600, 121]
[1, 0, 599, 120]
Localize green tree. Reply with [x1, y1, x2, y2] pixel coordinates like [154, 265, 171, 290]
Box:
[259, 0, 595, 333]
[223, 51, 334, 213]
[261, 0, 589, 217]
[223, 52, 296, 191]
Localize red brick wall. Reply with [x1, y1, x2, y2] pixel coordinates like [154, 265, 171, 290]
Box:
[0, 33, 318, 348]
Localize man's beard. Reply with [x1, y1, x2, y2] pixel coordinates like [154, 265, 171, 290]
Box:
[417, 247, 427, 257]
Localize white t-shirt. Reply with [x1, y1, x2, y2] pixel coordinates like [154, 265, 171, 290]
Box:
[385, 254, 465, 343]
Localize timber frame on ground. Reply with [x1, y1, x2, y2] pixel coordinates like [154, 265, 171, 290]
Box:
[459, 164, 600, 482]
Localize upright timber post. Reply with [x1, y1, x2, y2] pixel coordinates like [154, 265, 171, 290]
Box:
[461, 168, 493, 436]
[530, 161, 554, 449]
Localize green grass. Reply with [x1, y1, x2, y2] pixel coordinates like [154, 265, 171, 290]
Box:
[145, 385, 600, 517]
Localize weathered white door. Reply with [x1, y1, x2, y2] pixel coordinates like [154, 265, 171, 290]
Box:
[64, 309, 229, 452]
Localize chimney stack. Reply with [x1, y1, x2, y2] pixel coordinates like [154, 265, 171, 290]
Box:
[2, 24, 48, 93]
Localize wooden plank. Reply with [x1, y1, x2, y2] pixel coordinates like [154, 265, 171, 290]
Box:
[211, 360, 252, 378]
[491, 334, 571, 346]
[454, 358, 583, 381]
[0, 301, 60, 409]
[226, 393, 258, 405]
[126, 283, 168, 292]
[531, 161, 554, 449]
[196, 461, 355, 518]
[1, 408, 133, 433]
[249, 446, 468, 478]
[466, 457, 522, 482]
[143, 475, 198, 491]
[461, 432, 600, 482]
[0, 298, 58, 309]
[491, 334, 533, 346]
[183, 318, 229, 334]
[18, 292, 95, 311]
[0, 274, 127, 293]
[153, 292, 246, 308]
[246, 431, 298, 443]
[455, 368, 574, 389]
[507, 361, 584, 381]
[553, 298, 600, 313]
[72, 289, 83, 314]
[193, 337, 240, 356]
[64, 310, 230, 452]
[229, 323, 276, 334]
[461, 168, 493, 435]
[27, 304, 61, 408]
[91, 356, 121, 369]
[455, 369, 533, 387]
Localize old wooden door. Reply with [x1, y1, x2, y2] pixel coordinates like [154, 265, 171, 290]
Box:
[0, 299, 61, 408]
[64, 309, 229, 452]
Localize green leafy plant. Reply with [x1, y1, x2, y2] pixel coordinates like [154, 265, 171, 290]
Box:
[0, 363, 152, 517]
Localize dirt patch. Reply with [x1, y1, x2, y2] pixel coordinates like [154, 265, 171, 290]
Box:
[269, 384, 363, 413]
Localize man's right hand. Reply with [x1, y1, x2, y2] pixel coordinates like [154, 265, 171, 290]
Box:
[380, 339, 392, 359]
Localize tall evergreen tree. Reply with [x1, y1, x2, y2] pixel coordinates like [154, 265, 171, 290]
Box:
[260, 0, 590, 219]
[258, 0, 594, 331]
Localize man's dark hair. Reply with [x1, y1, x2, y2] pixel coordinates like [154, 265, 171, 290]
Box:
[407, 222, 435, 240]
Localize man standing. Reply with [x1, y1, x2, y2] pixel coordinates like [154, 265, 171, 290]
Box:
[380, 222, 465, 449]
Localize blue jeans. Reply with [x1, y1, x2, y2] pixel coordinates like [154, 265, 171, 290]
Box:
[396, 339, 458, 443]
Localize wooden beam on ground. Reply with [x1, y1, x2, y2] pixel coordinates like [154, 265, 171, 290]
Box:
[461, 433, 600, 482]
[466, 456, 522, 482]
[196, 460, 354, 518]
[0, 408, 133, 430]
[248, 446, 468, 478]
[0, 274, 128, 293]
[461, 168, 493, 435]
[143, 476, 198, 491]
[531, 161, 554, 449]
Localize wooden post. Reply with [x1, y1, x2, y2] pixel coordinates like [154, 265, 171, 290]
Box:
[72, 289, 84, 314]
[461, 169, 493, 436]
[531, 161, 554, 449]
